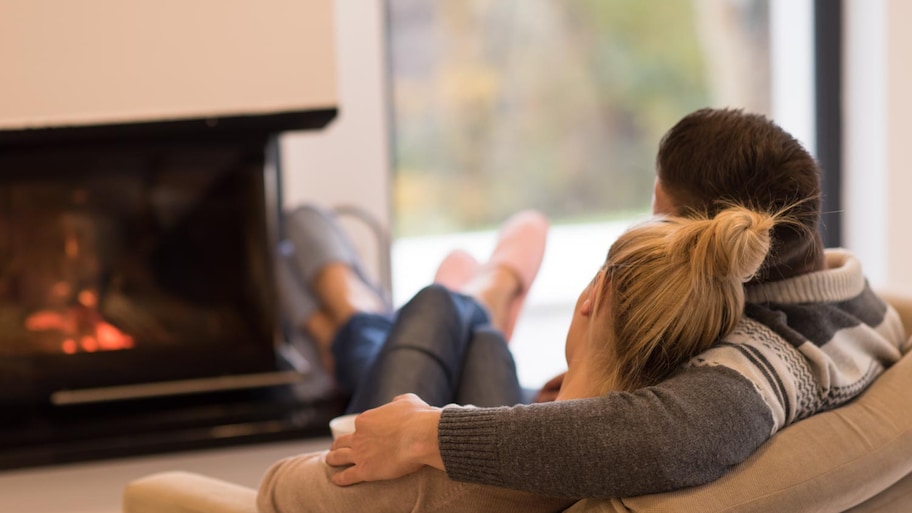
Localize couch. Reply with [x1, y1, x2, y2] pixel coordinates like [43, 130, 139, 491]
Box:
[123, 292, 912, 513]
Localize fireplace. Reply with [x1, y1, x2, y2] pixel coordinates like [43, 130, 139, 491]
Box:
[1, 0, 341, 469]
[0, 118, 345, 470]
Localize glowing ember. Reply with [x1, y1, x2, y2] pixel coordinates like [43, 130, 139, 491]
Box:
[25, 310, 74, 332]
[96, 321, 134, 350]
[78, 290, 98, 308]
[61, 339, 77, 354]
[25, 289, 135, 354]
[80, 336, 98, 352]
[50, 281, 72, 300]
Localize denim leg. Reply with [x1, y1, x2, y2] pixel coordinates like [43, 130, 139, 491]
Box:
[454, 326, 524, 407]
[345, 284, 491, 413]
[331, 313, 392, 393]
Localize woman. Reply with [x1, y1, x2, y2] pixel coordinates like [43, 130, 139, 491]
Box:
[258, 205, 784, 513]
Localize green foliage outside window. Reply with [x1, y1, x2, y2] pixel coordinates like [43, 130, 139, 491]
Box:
[389, 0, 769, 236]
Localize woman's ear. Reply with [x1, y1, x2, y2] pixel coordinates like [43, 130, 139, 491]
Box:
[581, 298, 593, 316]
[581, 272, 603, 317]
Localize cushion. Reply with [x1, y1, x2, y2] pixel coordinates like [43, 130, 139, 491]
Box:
[123, 471, 258, 513]
[565, 349, 912, 513]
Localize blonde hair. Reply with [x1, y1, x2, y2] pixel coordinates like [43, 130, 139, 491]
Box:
[593, 206, 780, 393]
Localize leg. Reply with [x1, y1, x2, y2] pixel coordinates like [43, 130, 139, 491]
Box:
[333, 290, 523, 410]
[455, 326, 524, 407]
[257, 450, 573, 513]
[346, 284, 491, 412]
[282, 205, 547, 410]
[279, 205, 391, 374]
[329, 312, 392, 393]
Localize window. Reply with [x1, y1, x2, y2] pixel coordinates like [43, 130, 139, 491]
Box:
[387, 0, 814, 388]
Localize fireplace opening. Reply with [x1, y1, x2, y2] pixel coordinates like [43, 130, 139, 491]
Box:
[0, 132, 344, 470]
[0, 137, 289, 400]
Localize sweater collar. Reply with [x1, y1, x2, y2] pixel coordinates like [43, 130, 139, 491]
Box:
[744, 249, 865, 304]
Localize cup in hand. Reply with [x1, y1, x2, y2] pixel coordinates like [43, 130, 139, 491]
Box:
[329, 413, 358, 440]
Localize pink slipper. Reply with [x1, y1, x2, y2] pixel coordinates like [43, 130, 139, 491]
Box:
[433, 249, 481, 290]
[487, 210, 549, 340]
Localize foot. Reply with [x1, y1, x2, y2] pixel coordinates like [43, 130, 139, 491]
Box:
[300, 262, 388, 375]
[465, 210, 549, 340]
[433, 249, 481, 290]
[305, 310, 338, 374]
[312, 262, 387, 326]
[460, 266, 523, 335]
[281, 204, 392, 371]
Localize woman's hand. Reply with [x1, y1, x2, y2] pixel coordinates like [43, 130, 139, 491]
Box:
[533, 372, 566, 403]
[325, 394, 444, 486]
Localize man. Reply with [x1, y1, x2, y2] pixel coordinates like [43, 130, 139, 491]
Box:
[324, 109, 907, 499]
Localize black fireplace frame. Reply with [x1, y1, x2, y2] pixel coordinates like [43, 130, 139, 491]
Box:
[0, 108, 346, 470]
[0, 109, 337, 147]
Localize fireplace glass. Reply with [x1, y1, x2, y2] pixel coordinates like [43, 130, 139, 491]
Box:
[0, 138, 283, 405]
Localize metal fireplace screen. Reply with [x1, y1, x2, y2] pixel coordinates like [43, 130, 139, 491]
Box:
[0, 140, 280, 403]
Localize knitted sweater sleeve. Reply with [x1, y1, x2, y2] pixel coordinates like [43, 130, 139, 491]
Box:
[438, 365, 773, 499]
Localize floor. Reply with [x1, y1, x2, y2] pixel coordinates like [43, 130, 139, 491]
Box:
[0, 437, 332, 513]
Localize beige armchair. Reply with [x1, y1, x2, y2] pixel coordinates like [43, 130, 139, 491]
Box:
[124, 292, 912, 513]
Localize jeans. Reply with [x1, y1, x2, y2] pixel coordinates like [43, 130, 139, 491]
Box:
[331, 284, 524, 413]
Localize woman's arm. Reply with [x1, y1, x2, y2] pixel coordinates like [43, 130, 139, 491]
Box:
[327, 365, 773, 498]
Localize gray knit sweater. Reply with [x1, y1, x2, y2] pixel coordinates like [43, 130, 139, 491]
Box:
[438, 249, 909, 499]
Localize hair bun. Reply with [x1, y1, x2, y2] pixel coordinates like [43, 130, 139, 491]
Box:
[709, 207, 776, 282]
[666, 205, 776, 284]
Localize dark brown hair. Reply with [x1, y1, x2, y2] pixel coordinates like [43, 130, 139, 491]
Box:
[656, 108, 824, 282]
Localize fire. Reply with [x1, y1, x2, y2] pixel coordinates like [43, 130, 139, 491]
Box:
[78, 290, 98, 308]
[96, 321, 133, 350]
[25, 288, 135, 354]
[61, 339, 77, 354]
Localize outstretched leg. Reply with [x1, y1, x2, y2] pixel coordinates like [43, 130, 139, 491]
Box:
[281, 205, 547, 410]
[455, 326, 524, 407]
[346, 284, 491, 412]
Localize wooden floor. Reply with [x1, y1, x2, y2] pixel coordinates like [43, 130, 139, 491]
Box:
[0, 436, 331, 513]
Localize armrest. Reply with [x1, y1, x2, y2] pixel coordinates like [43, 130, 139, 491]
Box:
[878, 289, 912, 339]
[123, 471, 257, 513]
[568, 349, 912, 513]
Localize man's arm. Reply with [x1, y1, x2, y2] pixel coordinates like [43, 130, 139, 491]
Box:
[327, 394, 444, 485]
[328, 365, 773, 498]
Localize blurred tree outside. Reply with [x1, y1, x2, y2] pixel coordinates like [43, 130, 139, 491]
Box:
[388, 0, 771, 236]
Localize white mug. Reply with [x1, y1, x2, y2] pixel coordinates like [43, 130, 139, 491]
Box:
[329, 413, 358, 440]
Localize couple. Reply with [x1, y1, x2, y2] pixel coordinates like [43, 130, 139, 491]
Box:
[259, 108, 909, 512]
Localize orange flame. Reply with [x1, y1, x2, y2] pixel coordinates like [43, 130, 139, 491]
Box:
[26, 288, 135, 354]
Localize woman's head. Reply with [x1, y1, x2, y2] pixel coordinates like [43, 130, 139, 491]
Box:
[654, 108, 823, 282]
[588, 205, 781, 392]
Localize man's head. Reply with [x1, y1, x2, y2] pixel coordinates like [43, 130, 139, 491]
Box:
[653, 108, 824, 282]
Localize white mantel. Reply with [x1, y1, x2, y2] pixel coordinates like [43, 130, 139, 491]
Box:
[0, 0, 336, 130]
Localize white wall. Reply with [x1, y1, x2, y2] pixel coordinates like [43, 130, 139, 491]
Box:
[883, 0, 912, 290]
[279, 0, 392, 287]
[0, 0, 335, 128]
[844, 0, 912, 291]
